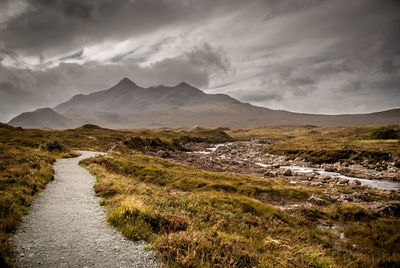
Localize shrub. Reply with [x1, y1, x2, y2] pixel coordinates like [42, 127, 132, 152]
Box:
[123, 137, 178, 152]
[75, 124, 105, 130]
[39, 139, 67, 152]
[335, 204, 375, 222]
[369, 127, 399, 140]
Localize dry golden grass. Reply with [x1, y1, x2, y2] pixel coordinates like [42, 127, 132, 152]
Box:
[0, 123, 234, 267]
[2, 123, 399, 267]
[82, 151, 400, 267]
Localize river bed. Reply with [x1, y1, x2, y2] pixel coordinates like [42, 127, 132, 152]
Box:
[191, 143, 400, 191]
[280, 165, 400, 191]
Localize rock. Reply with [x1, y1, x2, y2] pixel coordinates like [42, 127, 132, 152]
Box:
[340, 167, 350, 173]
[264, 171, 277, 177]
[283, 169, 292, 176]
[325, 166, 337, 172]
[307, 194, 328, 205]
[371, 201, 400, 217]
[310, 182, 322, 187]
[155, 150, 170, 158]
[322, 176, 331, 182]
[351, 179, 361, 185]
[306, 174, 315, 180]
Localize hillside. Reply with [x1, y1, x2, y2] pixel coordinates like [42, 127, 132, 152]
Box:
[9, 78, 400, 129]
[8, 108, 75, 129]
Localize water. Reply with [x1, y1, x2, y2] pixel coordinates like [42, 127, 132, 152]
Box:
[281, 165, 400, 190]
[191, 143, 400, 191]
[191, 143, 228, 154]
[255, 162, 272, 168]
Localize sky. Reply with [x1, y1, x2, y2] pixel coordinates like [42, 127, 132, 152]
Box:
[0, 0, 399, 122]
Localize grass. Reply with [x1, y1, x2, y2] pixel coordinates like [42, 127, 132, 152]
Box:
[81, 151, 400, 267]
[227, 125, 400, 166]
[1, 122, 400, 267]
[0, 123, 233, 267]
[0, 125, 78, 267]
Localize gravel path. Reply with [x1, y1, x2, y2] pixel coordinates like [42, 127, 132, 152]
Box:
[13, 151, 160, 268]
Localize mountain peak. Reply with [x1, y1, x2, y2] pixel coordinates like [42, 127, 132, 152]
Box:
[116, 77, 136, 87]
[176, 81, 191, 87]
[8, 107, 74, 129]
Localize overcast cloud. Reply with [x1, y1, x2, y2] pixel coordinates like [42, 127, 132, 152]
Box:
[0, 0, 399, 122]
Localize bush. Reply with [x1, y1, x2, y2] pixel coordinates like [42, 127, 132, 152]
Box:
[39, 139, 66, 151]
[369, 127, 399, 140]
[335, 204, 375, 222]
[123, 137, 179, 152]
[76, 124, 104, 130]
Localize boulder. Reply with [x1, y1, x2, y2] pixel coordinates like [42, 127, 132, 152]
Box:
[283, 169, 292, 176]
[371, 201, 400, 217]
[307, 194, 328, 205]
[156, 150, 170, 158]
[338, 179, 349, 185]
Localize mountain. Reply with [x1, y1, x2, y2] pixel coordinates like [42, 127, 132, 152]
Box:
[53, 78, 244, 118]
[8, 108, 75, 129]
[9, 78, 400, 129]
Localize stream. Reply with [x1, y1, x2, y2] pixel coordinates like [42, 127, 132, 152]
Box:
[280, 165, 400, 191]
[192, 143, 400, 191]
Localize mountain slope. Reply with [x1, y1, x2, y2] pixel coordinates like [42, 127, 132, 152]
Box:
[54, 78, 240, 115]
[8, 108, 75, 129]
[10, 78, 400, 128]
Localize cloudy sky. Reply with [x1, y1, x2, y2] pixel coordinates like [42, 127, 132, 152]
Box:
[0, 0, 399, 122]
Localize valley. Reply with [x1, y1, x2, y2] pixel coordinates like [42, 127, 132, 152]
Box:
[1, 123, 399, 267]
[3, 1, 399, 267]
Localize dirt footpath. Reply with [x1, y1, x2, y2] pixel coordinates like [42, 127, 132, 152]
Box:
[13, 151, 160, 267]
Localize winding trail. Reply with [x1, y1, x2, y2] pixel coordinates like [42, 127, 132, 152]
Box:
[13, 151, 160, 267]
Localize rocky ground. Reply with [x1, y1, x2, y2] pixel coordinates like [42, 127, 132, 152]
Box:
[152, 140, 400, 212]
[167, 140, 399, 182]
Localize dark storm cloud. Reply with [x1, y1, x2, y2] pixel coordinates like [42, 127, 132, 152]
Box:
[0, 42, 231, 121]
[0, 0, 399, 120]
[59, 49, 84, 61]
[0, 47, 26, 67]
[0, 0, 239, 58]
[186, 43, 232, 77]
[1, 0, 174, 56]
[382, 58, 397, 74]
[239, 91, 284, 103]
[0, 0, 325, 58]
[0, 81, 46, 121]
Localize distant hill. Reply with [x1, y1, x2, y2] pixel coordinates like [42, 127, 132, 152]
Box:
[0, 122, 16, 129]
[9, 78, 400, 129]
[8, 108, 75, 129]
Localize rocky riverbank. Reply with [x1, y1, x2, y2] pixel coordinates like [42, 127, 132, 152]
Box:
[151, 140, 400, 214]
[161, 140, 400, 194]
